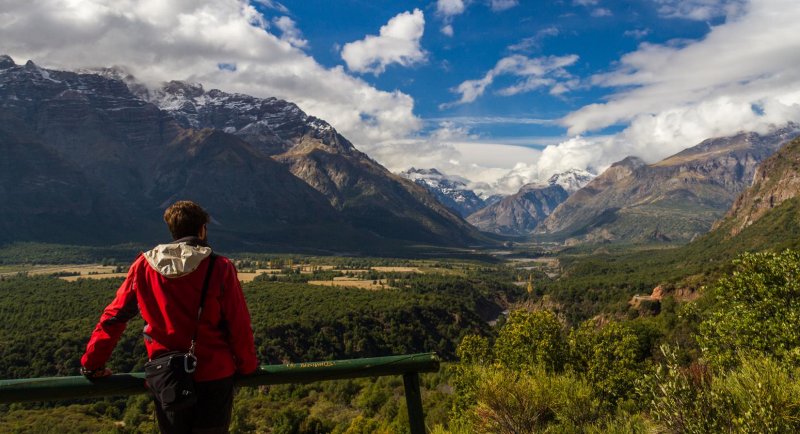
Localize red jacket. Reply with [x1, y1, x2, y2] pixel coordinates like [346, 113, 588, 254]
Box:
[81, 239, 258, 381]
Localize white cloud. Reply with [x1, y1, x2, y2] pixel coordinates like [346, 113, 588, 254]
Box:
[563, 0, 800, 138]
[273, 16, 307, 49]
[490, 0, 519, 11]
[535, 0, 800, 181]
[429, 121, 477, 141]
[655, 0, 746, 20]
[475, 0, 800, 191]
[340, 9, 426, 75]
[436, 0, 467, 36]
[253, 0, 289, 14]
[591, 8, 613, 17]
[573, 0, 599, 5]
[442, 54, 579, 108]
[437, 0, 466, 16]
[508, 26, 559, 52]
[362, 137, 544, 195]
[0, 0, 421, 146]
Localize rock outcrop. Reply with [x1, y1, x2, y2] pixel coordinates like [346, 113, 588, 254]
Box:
[714, 135, 800, 236]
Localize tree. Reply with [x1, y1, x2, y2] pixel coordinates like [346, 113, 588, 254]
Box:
[570, 320, 641, 404]
[493, 310, 567, 373]
[698, 250, 800, 369]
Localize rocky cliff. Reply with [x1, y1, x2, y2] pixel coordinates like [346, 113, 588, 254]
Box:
[714, 135, 800, 237]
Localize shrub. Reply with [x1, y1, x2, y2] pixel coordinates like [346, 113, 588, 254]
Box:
[570, 320, 642, 404]
[470, 366, 600, 434]
[493, 310, 567, 373]
[698, 250, 800, 369]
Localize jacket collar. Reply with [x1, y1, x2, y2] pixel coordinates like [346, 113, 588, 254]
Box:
[171, 236, 210, 248]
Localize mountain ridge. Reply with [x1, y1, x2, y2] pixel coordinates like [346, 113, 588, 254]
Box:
[537, 128, 799, 244]
[399, 167, 486, 217]
[466, 169, 594, 235]
[0, 56, 484, 251]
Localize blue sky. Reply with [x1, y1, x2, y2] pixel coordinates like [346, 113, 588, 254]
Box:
[3, 0, 799, 194]
[262, 0, 720, 143]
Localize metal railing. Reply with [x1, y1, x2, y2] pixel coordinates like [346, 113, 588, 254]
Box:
[0, 352, 440, 434]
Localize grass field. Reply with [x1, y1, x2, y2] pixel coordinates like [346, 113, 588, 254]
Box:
[0, 264, 120, 279]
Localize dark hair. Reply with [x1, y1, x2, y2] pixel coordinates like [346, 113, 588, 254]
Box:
[163, 201, 210, 240]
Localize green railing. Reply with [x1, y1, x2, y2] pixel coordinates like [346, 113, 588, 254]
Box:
[0, 353, 440, 434]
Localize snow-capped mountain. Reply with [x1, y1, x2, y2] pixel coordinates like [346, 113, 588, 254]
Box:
[400, 168, 487, 217]
[465, 168, 595, 235]
[1, 57, 483, 249]
[547, 168, 596, 193]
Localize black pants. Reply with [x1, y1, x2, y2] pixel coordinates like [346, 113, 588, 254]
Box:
[154, 376, 235, 434]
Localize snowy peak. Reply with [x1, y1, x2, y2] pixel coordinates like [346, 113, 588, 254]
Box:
[400, 168, 485, 217]
[143, 79, 349, 155]
[546, 168, 596, 193]
[401, 167, 470, 187]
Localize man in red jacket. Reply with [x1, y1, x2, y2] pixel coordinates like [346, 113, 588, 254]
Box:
[81, 200, 258, 433]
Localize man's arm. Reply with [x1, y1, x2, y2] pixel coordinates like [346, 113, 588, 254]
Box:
[80, 261, 140, 372]
[220, 259, 259, 375]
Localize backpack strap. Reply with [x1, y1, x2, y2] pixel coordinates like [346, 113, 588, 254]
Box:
[189, 253, 216, 356]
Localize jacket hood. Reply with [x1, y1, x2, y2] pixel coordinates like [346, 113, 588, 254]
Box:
[143, 238, 212, 278]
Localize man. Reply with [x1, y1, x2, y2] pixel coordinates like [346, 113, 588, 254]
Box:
[81, 200, 258, 433]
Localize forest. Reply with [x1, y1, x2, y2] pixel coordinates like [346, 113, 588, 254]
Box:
[2, 244, 800, 432]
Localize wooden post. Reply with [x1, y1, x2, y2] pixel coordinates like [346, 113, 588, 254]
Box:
[403, 372, 426, 434]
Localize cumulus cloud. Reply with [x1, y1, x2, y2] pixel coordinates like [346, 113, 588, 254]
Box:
[436, 0, 467, 35]
[273, 16, 308, 48]
[442, 54, 579, 108]
[406, 0, 800, 193]
[527, 0, 800, 182]
[437, 0, 467, 16]
[563, 0, 800, 137]
[340, 9, 426, 75]
[0, 0, 421, 146]
[573, 0, 599, 5]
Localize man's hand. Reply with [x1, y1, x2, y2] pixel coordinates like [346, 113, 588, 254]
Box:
[80, 366, 113, 379]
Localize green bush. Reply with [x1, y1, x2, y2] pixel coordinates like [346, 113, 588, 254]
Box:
[469, 366, 599, 434]
[569, 320, 642, 404]
[643, 346, 800, 433]
[493, 310, 567, 373]
[698, 250, 800, 369]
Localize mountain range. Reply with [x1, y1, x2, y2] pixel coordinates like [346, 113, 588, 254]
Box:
[399, 168, 486, 217]
[0, 56, 483, 252]
[466, 169, 595, 236]
[536, 128, 799, 244]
